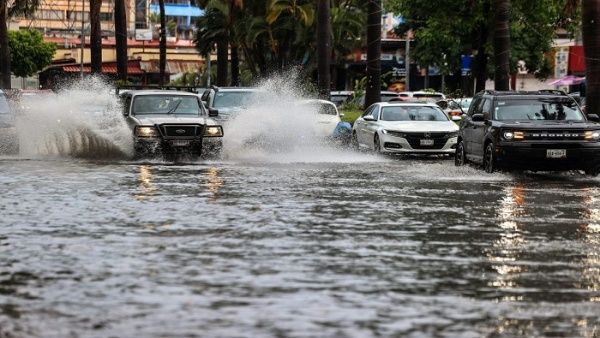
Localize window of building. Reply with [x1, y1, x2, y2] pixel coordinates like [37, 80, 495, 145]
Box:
[35, 10, 65, 20]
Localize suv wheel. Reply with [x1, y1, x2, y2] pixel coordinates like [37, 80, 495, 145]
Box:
[455, 141, 467, 166]
[374, 134, 382, 153]
[483, 143, 495, 173]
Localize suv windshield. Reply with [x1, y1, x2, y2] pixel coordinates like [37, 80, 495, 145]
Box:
[381, 106, 449, 121]
[213, 91, 256, 108]
[494, 98, 585, 121]
[0, 94, 9, 114]
[133, 95, 200, 115]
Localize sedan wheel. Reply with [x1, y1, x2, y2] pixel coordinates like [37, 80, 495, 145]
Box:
[455, 141, 467, 166]
[351, 131, 359, 150]
[483, 143, 495, 173]
[374, 134, 382, 153]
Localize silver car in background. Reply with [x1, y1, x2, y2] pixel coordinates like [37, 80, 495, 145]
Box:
[351, 102, 459, 155]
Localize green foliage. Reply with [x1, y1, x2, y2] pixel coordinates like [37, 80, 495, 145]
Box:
[8, 29, 56, 78]
[386, 0, 581, 81]
[169, 72, 202, 86]
[339, 107, 362, 123]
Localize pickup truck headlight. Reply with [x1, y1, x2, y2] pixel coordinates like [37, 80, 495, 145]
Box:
[585, 131, 600, 140]
[204, 126, 223, 137]
[135, 126, 159, 137]
[503, 131, 524, 140]
[447, 131, 459, 138]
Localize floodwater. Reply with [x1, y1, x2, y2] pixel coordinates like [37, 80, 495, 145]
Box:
[1, 80, 599, 337]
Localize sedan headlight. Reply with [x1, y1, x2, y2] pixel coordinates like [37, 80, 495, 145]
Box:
[204, 126, 223, 137]
[585, 130, 600, 140]
[503, 131, 524, 140]
[383, 130, 406, 138]
[135, 126, 159, 137]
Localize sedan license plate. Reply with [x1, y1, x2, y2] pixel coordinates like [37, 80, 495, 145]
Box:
[546, 149, 566, 159]
[420, 139, 434, 146]
[172, 140, 191, 147]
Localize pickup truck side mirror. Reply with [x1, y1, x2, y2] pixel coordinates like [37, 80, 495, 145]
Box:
[472, 113, 485, 122]
[587, 114, 600, 122]
[208, 108, 219, 117]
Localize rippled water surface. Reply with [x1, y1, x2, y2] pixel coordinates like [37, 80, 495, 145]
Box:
[1, 153, 599, 338]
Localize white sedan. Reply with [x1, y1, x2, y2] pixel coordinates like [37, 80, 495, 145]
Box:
[351, 102, 459, 154]
[298, 99, 342, 137]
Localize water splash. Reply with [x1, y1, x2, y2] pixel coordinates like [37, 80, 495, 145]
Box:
[14, 77, 132, 159]
[222, 72, 383, 164]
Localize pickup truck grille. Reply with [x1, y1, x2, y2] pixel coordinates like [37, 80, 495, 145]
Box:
[161, 125, 200, 138]
[404, 132, 449, 149]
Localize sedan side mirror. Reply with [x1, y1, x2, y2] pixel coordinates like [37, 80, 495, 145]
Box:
[363, 116, 376, 122]
[472, 113, 485, 122]
[208, 108, 219, 117]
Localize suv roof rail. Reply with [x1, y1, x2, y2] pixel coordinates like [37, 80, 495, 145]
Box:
[479, 90, 569, 96]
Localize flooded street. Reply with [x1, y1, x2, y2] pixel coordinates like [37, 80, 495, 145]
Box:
[1, 154, 599, 337]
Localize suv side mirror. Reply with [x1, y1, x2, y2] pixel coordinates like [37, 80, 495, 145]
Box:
[588, 114, 600, 122]
[472, 113, 485, 122]
[208, 108, 219, 117]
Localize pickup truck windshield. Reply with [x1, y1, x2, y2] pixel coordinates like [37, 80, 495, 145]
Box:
[494, 98, 585, 121]
[133, 95, 200, 115]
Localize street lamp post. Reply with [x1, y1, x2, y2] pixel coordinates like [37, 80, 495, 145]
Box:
[80, 0, 84, 79]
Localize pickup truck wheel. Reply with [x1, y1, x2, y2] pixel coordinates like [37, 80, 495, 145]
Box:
[455, 141, 467, 166]
[483, 143, 495, 173]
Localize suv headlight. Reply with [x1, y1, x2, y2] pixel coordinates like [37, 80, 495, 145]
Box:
[585, 131, 600, 140]
[204, 126, 223, 137]
[503, 131, 524, 140]
[135, 126, 159, 137]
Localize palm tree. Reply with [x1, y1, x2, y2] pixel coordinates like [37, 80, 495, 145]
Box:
[159, 0, 167, 85]
[114, 0, 128, 82]
[583, 0, 600, 116]
[0, 0, 39, 89]
[493, 0, 510, 90]
[317, 0, 331, 99]
[195, 6, 228, 86]
[90, 0, 102, 74]
[365, 0, 381, 108]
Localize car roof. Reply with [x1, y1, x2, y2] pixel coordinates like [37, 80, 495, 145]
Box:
[299, 99, 336, 105]
[126, 90, 200, 96]
[378, 102, 439, 107]
[211, 87, 260, 92]
[479, 90, 569, 97]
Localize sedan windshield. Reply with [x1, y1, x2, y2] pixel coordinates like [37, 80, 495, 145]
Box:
[299, 103, 337, 115]
[133, 95, 200, 115]
[381, 106, 449, 121]
[494, 98, 585, 121]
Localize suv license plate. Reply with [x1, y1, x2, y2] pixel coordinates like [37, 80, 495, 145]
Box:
[172, 140, 191, 147]
[547, 149, 567, 159]
[420, 139, 434, 146]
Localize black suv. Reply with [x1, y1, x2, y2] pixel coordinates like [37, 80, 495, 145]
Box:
[455, 90, 600, 175]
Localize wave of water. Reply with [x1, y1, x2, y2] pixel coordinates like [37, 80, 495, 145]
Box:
[14, 78, 133, 159]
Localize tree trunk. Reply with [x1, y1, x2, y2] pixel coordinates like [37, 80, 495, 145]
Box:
[0, 2, 11, 89]
[493, 0, 510, 90]
[159, 0, 167, 85]
[114, 0, 128, 82]
[230, 44, 239, 86]
[365, 0, 381, 109]
[216, 39, 228, 86]
[90, 0, 102, 74]
[583, 1, 600, 116]
[317, 0, 331, 99]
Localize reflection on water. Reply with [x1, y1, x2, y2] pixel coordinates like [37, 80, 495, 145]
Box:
[1, 159, 600, 337]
